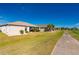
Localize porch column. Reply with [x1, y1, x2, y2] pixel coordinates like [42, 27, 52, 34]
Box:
[27, 27, 30, 32]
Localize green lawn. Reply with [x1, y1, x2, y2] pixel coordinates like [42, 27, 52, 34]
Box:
[0, 31, 63, 55]
[68, 30, 79, 41]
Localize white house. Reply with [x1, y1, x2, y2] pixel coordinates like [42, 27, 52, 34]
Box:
[0, 21, 35, 36]
[35, 24, 47, 32]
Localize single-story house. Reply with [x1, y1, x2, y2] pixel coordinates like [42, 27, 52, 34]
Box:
[0, 21, 35, 36]
[35, 24, 48, 32]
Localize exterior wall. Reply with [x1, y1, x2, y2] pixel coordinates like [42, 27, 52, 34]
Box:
[0, 26, 27, 36]
[39, 27, 45, 32]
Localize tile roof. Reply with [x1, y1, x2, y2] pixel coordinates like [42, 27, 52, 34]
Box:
[8, 21, 36, 26]
[0, 21, 36, 27]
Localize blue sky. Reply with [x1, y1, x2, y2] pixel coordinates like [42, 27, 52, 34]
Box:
[0, 3, 79, 27]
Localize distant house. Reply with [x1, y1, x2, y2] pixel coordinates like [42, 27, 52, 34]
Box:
[0, 21, 35, 36]
[35, 24, 47, 32]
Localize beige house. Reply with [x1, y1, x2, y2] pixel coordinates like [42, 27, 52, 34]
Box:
[0, 21, 35, 36]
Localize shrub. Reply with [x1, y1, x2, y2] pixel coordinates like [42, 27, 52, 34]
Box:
[0, 30, 2, 32]
[36, 29, 40, 32]
[30, 27, 40, 32]
[20, 30, 24, 34]
[25, 30, 28, 33]
[34, 28, 40, 32]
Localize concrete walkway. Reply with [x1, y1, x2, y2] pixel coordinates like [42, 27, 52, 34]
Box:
[51, 32, 79, 55]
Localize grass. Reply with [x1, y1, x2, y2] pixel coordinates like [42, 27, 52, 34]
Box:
[0, 31, 63, 55]
[68, 30, 79, 41]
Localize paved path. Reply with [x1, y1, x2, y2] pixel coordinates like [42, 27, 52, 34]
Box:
[51, 32, 79, 55]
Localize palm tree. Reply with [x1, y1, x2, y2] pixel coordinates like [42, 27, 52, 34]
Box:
[47, 24, 55, 31]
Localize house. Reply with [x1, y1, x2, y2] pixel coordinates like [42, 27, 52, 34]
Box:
[0, 21, 35, 36]
[35, 24, 47, 32]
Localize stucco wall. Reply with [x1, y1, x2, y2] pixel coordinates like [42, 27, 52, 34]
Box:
[0, 26, 27, 36]
[39, 27, 45, 32]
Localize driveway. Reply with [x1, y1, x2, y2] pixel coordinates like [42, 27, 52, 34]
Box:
[51, 32, 79, 55]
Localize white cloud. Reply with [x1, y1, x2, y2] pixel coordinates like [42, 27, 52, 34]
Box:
[75, 23, 79, 26]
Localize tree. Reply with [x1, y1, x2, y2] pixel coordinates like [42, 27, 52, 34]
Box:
[47, 24, 55, 31]
[73, 27, 78, 30]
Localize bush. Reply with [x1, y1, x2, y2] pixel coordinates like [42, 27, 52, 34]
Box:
[25, 30, 28, 33]
[20, 30, 24, 34]
[30, 27, 40, 32]
[36, 29, 40, 32]
[0, 30, 2, 32]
